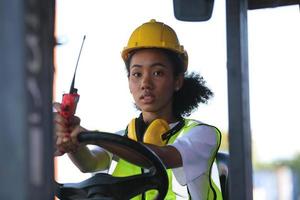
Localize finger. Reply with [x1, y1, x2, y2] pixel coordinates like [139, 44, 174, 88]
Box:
[57, 136, 72, 153]
[53, 102, 62, 112]
[70, 126, 86, 145]
[53, 134, 61, 156]
[55, 137, 69, 154]
[62, 136, 71, 143]
[56, 136, 64, 146]
[54, 122, 68, 134]
[54, 115, 68, 132]
[54, 117, 69, 135]
[55, 131, 69, 142]
[54, 113, 68, 127]
[68, 116, 81, 129]
[57, 135, 71, 147]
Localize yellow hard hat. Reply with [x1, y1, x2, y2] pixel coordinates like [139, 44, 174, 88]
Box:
[122, 19, 188, 72]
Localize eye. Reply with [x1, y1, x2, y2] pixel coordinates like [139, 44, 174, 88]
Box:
[131, 71, 142, 77]
[153, 71, 164, 76]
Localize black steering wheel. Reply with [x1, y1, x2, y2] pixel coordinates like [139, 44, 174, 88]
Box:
[55, 131, 169, 200]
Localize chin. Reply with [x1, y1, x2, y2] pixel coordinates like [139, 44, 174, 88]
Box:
[139, 104, 158, 113]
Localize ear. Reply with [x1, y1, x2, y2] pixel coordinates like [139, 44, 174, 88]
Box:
[174, 74, 184, 92]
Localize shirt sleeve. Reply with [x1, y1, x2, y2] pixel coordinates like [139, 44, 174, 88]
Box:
[170, 124, 219, 185]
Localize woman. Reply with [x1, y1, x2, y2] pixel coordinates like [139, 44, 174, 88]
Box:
[54, 19, 222, 200]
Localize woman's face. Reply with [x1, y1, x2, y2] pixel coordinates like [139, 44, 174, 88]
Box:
[128, 49, 182, 119]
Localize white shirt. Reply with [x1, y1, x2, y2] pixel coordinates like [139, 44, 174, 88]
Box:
[170, 121, 220, 199]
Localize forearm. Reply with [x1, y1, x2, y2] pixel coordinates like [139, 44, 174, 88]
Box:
[146, 144, 182, 169]
[68, 145, 111, 173]
[89, 140, 182, 169]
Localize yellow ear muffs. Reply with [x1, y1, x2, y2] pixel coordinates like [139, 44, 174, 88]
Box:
[127, 118, 138, 141]
[143, 119, 170, 146]
[127, 118, 170, 146]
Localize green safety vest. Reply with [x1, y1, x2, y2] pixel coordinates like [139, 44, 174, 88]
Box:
[112, 119, 222, 200]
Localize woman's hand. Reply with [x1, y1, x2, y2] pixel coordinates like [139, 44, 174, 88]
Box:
[53, 102, 85, 156]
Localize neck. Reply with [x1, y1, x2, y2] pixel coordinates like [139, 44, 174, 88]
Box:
[141, 111, 178, 125]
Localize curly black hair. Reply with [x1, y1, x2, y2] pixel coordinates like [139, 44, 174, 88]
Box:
[124, 48, 213, 117]
[173, 72, 213, 117]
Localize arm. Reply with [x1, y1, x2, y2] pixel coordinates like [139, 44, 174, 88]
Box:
[89, 138, 182, 169]
[67, 144, 111, 173]
[53, 102, 110, 173]
[145, 144, 182, 169]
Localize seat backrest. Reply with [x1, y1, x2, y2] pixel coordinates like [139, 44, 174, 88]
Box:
[216, 152, 229, 200]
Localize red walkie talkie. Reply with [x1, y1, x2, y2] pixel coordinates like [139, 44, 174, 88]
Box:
[60, 35, 86, 121]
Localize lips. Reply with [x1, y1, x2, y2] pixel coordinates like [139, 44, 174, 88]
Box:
[140, 93, 155, 104]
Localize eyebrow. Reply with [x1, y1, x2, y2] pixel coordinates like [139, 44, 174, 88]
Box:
[130, 62, 167, 69]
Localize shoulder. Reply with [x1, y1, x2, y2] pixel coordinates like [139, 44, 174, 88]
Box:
[181, 119, 221, 145]
[184, 119, 220, 134]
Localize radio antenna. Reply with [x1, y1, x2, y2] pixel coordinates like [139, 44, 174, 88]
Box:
[70, 35, 86, 93]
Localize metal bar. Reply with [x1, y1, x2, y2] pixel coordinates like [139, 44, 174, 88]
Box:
[248, 0, 300, 10]
[226, 0, 253, 199]
[0, 1, 27, 198]
[0, 0, 55, 199]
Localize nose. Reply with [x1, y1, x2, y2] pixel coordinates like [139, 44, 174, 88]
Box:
[141, 73, 153, 90]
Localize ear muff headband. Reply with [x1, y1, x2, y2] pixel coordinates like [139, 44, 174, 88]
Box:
[161, 119, 185, 143]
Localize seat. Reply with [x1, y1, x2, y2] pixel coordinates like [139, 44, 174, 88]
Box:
[216, 152, 229, 200]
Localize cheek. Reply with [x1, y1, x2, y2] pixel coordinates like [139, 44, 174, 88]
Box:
[129, 80, 138, 95]
[161, 79, 176, 92]
[128, 77, 134, 91]
[157, 81, 175, 100]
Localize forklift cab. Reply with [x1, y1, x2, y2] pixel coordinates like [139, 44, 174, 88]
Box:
[1, 0, 299, 199]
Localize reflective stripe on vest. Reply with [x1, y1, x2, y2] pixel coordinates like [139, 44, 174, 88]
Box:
[112, 119, 222, 200]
